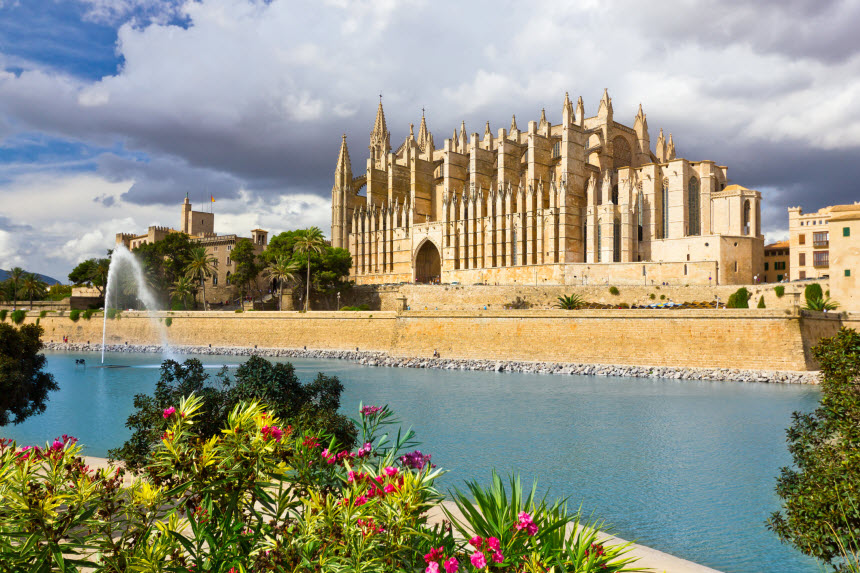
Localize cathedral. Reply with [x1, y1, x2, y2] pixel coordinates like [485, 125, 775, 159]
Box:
[331, 91, 763, 286]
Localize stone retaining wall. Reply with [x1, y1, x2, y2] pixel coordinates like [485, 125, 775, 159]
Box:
[25, 308, 849, 372]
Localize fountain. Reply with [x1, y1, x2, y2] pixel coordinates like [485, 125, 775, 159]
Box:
[101, 244, 174, 363]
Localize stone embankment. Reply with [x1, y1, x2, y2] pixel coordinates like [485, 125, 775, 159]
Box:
[47, 342, 820, 385]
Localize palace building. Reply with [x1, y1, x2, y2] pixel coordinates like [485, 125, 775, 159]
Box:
[331, 92, 763, 285]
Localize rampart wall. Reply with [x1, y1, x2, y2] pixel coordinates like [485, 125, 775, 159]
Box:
[25, 308, 851, 372]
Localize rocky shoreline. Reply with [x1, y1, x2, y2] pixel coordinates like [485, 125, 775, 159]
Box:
[45, 342, 820, 385]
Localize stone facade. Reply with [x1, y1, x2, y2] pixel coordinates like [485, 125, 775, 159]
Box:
[788, 205, 835, 281]
[116, 198, 269, 305]
[827, 204, 860, 311]
[332, 92, 763, 286]
[761, 240, 790, 283]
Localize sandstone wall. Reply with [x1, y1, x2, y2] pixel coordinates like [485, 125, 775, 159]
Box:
[343, 282, 819, 312]
[24, 308, 852, 372]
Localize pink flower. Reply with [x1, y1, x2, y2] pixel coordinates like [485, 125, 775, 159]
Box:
[354, 495, 368, 506]
[443, 557, 459, 573]
[356, 442, 373, 457]
[491, 551, 504, 563]
[425, 562, 439, 573]
[515, 511, 538, 535]
[383, 466, 398, 477]
[424, 546, 444, 563]
[486, 537, 500, 551]
[468, 535, 484, 550]
[526, 522, 538, 536]
[470, 551, 487, 569]
[384, 483, 396, 494]
[163, 407, 176, 418]
[261, 425, 283, 441]
[360, 405, 382, 416]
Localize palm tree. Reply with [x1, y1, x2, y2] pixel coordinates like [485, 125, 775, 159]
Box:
[554, 294, 586, 310]
[21, 273, 47, 308]
[293, 227, 326, 312]
[265, 255, 300, 311]
[185, 247, 217, 311]
[8, 267, 25, 311]
[170, 276, 195, 310]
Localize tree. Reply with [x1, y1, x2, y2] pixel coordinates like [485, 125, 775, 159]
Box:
[293, 227, 326, 311]
[726, 287, 751, 308]
[768, 328, 860, 567]
[185, 247, 217, 311]
[20, 274, 47, 308]
[804, 283, 824, 305]
[554, 294, 586, 310]
[169, 276, 195, 310]
[757, 295, 766, 309]
[68, 258, 111, 297]
[265, 255, 300, 310]
[7, 267, 24, 311]
[231, 238, 263, 305]
[110, 355, 356, 469]
[133, 233, 196, 306]
[0, 323, 58, 426]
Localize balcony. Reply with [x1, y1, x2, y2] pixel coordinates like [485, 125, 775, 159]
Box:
[813, 240, 829, 248]
[813, 252, 829, 268]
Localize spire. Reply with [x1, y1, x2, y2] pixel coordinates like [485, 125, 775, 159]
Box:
[656, 128, 666, 162]
[562, 92, 574, 124]
[510, 114, 518, 132]
[369, 97, 391, 161]
[636, 103, 645, 121]
[459, 120, 467, 140]
[417, 109, 430, 151]
[667, 133, 676, 160]
[336, 133, 352, 175]
[576, 96, 584, 125]
[598, 88, 613, 119]
[372, 98, 387, 140]
[409, 123, 414, 138]
[485, 121, 491, 137]
[539, 108, 548, 130]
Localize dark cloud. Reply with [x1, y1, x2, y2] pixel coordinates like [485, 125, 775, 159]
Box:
[0, 215, 31, 231]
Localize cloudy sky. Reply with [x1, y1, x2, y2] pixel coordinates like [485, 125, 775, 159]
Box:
[1, 0, 859, 280]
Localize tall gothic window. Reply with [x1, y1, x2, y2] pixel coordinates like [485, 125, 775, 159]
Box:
[688, 177, 700, 236]
[661, 180, 669, 239]
[743, 200, 751, 235]
[597, 219, 602, 262]
[611, 184, 618, 205]
[637, 192, 644, 242]
[613, 218, 621, 262]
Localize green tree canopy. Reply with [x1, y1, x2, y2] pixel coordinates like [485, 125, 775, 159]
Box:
[185, 246, 217, 311]
[0, 323, 58, 426]
[68, 257, 110, 296]
[133, 233, 196, 307]
[768, 327, 860, 566]
[230, 238, 263, 303]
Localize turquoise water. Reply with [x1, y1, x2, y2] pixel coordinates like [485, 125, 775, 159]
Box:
[1, 351, 823, 573]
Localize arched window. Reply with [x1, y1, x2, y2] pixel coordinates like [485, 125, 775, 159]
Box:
[688, 177, 700, 236]
[637, 192, 644, 242]
[552, 141, 561, 158]
[613, 218, 621, 262]
[743, 200, 751, 235]
[611, 184, 618, 205]
[597, 218, 602, 262]
[226, 271, 232, 285]
[661, 180, 669, 239]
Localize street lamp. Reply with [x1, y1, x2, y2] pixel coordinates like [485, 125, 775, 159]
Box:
[337, 292, 341, 310]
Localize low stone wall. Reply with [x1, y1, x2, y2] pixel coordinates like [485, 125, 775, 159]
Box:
[342, 282, 819, 312]
[26, 307, 849, 372]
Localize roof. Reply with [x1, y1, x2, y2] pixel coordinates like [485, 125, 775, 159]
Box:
[765, 240, 789, 249]
[721, 184, 751, 193]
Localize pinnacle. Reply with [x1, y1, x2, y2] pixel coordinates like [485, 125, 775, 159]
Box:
[510, 114, 518, 131]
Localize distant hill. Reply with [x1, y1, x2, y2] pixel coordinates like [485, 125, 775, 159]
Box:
[0, 269, 61, 285]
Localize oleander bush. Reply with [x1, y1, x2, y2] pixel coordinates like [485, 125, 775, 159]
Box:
[10, 310, 26, 325]
[608, 286, 620, 296]
[0, 309, 6, 322]
[774, 285, 785, 298]
[726, 287, 751, 309]
[0, 399, 640, 573]
[69, 309, 81, 322]
[82, 308, 96, 320]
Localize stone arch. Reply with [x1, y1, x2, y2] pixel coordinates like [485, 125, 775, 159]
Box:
[612, 136, 632, 169]
[413, 238, 442, 284]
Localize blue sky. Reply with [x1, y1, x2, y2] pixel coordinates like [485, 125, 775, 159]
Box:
[1, 0, 860, 280]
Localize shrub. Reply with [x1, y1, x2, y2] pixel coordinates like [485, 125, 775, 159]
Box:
[757, 295, 766, 309]
[39, 310, 47, 318]
[68, 309, 81, 322]
[106, 308, 117, 319]
[234, 308, 244, 313]
[506, 296, 530, 310]
[609, 286, 620, 296]
[35, 318, 39, 326]
[726, 287, 751, 308]
[82, 309, 95, 321]
[649, 293, 656, 300]
[0, 398, 638, 572]
[769, 328, 860, 566]
[554, 294, 585, 310]
[803, 297, 839, 311]
[0, 310, 6, 322]
[10, 310, 25, 325]
[110, 356, 357, 470]
[164, 317, 172, 327]
[774, 285, 785, 298]
[660, 294, 666, 300]
[804, 283, 823, 305]
[0, 323, 57, 426]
